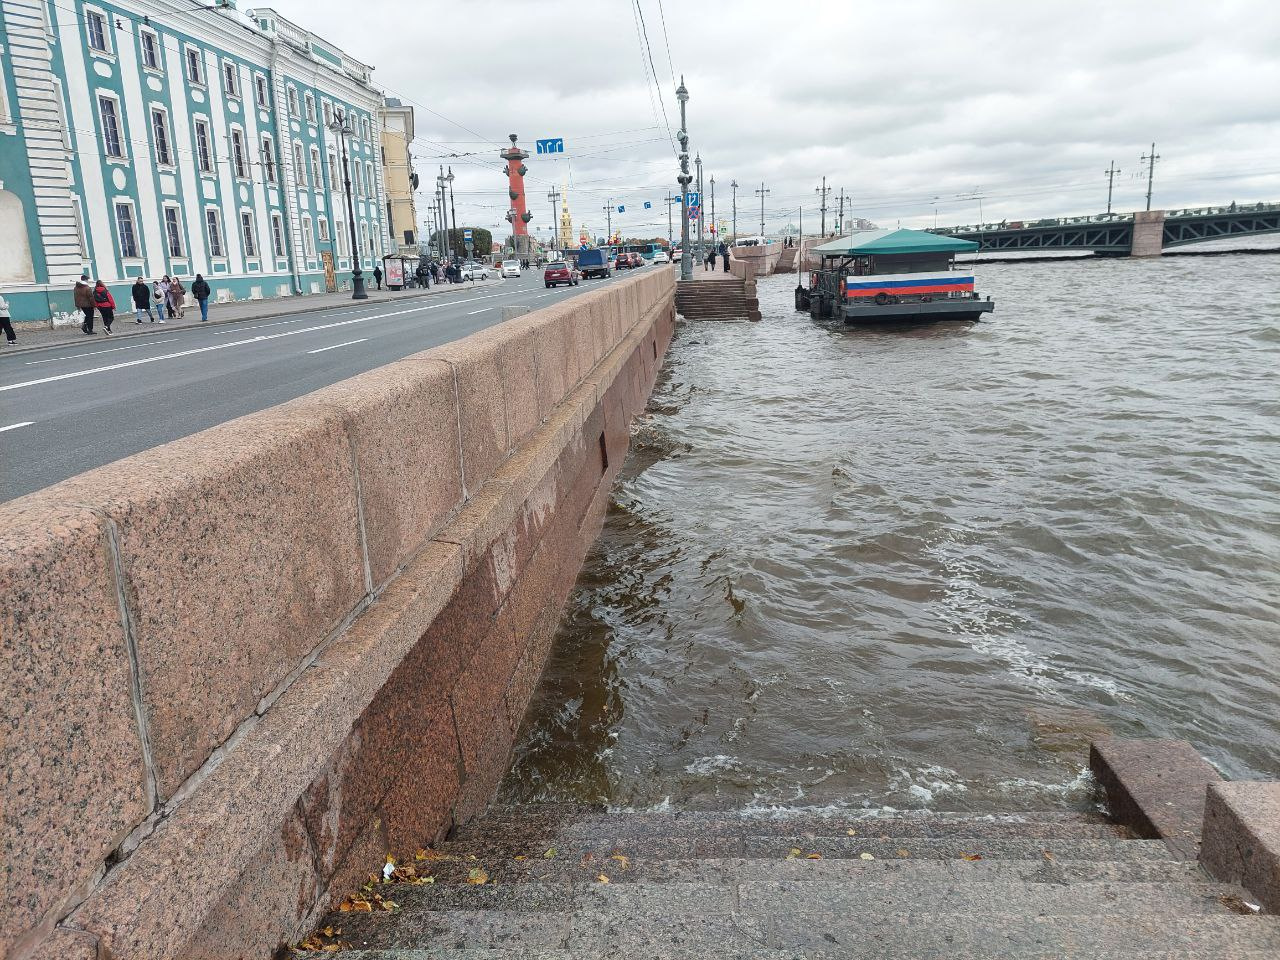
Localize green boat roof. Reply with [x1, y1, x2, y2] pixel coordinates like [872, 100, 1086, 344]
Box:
[811, 228, 979, 256]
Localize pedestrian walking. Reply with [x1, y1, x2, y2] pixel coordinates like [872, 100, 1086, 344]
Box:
[74, 274, 96, 333]
[191, 274, 211, 321]
[152, 279, 166, 318]
[373, 264, 383, 290]
[92, 280, 115, 334]
[718, 241, 729, 273]
[131, 277, 154, 323]
[0, 294, 16, 346]
[169, 277, 186, 318]
[158, 275, 172, 319]
[705, 247, 715, 271]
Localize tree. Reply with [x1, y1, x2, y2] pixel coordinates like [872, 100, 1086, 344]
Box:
[430, 227, 493, 257]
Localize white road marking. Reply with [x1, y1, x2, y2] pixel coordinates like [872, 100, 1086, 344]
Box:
[0, 421, 34, 433]
[466, 308, 492, 315]
[0, 292, 523, 394]
[24, 339, 180, 364]
[307, 339, 368, 354]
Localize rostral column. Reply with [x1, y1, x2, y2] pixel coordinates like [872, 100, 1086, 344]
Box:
[502, 134, 533, 256]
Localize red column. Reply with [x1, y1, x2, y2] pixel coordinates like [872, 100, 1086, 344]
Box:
[501, 135, 532, 251]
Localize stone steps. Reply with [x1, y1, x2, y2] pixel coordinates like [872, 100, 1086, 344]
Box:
[675, 281, 760, 322]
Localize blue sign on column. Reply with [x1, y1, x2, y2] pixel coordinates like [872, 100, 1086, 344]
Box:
[463, 229, 473, 240]
[536, 138, 565, 154]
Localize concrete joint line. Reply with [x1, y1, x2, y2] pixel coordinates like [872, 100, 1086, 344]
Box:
[100, 512, 160, 814]
[345, 422, 375, 597]
[449, 360, 469, 498]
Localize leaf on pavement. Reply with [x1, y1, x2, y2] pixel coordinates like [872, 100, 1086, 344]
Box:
[896, 849, 911, 858]
[846, 828, 857, 836]
[596, 874, 610, 884]
[610, 854, 630, 869]
[467, 867, 489, 885]
[806, 853, 823, 860]
[859, 852, 875, 861]
[786, 847, 803, 860]
[543, 847, 558, 859]
[961, 853, 983, 862]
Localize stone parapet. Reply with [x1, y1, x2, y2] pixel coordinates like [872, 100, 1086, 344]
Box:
[0, 269, 676, 960]
[1201, 782, 1280, 913]
[1130, 210, 1166, 257]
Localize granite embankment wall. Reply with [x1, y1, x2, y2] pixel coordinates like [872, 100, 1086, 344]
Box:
[0, 269, 676, 960]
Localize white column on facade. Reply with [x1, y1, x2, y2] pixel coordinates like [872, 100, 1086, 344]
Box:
[115, 20, 165, 278]
[234, 60, 268, 275]
[203, 47, 244, 271]
[270, 44, 304, 291]
[4, 0, 82, 288]
[163, 40, 209, 269]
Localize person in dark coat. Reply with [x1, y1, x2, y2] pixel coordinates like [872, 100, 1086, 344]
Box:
[131, 277, 155, 323]
[719, 241, 730, 272]
[74, 274, 95, 333]
[191, 274, 211, 321]
[373, 264, 383, 290]
[92, 280, 115, 334]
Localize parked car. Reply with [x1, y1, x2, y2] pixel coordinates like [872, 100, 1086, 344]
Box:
[575, 248, 612, 279]
[461, 262, 490, 281]
[500, 259, 521, 278]
[543, 261, 580, 288]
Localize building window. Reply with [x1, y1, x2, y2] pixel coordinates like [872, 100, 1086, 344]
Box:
[206, 209, 225, 258]
[230, 128, 248, 178]
[304, 93, 315, 123]
[86, 10, 109, 52]
[194, 119, 213, 173]
[185, 47, 204, 85]
[287, 86, 298, 115]
[240, 211, 257, 257]
[327, 153, 338, 188]
[98, 95, 123, 158]
[360, 220, 369, 258]
[255, 74, 269, 108]
[222, 61, 239, 98]
[115, 202, 139, 258]
[362, 117, 370, 141]
[301, 215, 315, 257]
[335, 220, 346, 256]
[261, 135, 276, 183]
[271, 213, 286, 257]
[322, 101, 332, 126]
[318, 216, 329, 241]
[140, 30, 161, 71]
[164, 206, 183, 257]
[293, 143, 306, 186]
[365, 162, 374, 198]
[151, 108, 173, 166]
[310, 147, 321, 190]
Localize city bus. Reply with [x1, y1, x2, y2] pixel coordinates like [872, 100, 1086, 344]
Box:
[622, 242, 664, 264]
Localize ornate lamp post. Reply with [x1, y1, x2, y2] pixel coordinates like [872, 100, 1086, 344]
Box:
[676, 77, 692, 281]
[447, 166, 458, 258]
[328, 108, 367, 300]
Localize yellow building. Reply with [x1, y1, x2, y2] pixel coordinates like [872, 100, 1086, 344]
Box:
[558, 184, 575, 250]
[379, 98, 419, 255]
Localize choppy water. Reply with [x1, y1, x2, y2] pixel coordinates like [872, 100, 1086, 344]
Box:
[502, 252, 1280, 813]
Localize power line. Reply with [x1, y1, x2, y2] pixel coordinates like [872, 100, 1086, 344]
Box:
[634, 0, 677, 158]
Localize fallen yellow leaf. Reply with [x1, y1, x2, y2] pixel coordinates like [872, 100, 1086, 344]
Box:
[379, 900, 398, 912]
[352, 900, 373, 912]
[467, 867, 489, 885]
[514, 855, 527, 861]
[846, 828, 857, 836]
[322, 926, 333, 937]
[1043, 850, 1055, 861]
[596, 874, 610, 884]
[806, 853, 823, 860]
[859, 852, 875, 861]
[543, 847, 558, 859]
[961, 853, 983, 862]
[610, 854, 630, 869]
[786, 847, 802, 860]
[896, 849, 911, 858]
[415, 849, 428, 862]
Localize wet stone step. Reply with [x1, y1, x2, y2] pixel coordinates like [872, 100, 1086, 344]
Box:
[323, 910, 1280, 956]
[433, 836, 1173, 863]
[453, 812, 1134, 842]
[397, 856, 1206, 888]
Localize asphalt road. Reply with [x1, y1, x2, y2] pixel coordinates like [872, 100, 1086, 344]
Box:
[0, 270, 627, 502]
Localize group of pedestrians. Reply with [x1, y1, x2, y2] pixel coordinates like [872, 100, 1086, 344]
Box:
[704, 241, 731, 272]
[73, 272, 213, 335]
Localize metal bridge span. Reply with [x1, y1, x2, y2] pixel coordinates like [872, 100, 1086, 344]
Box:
[934, 202, 1280, 256]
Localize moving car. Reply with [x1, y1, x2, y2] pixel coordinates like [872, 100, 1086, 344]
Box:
[461, 262, 490, 281]
[500, 260, 521, 278]
[543, 261, 580, 288]
[614, 253, 633, 271]
[575, 248, 612, 279]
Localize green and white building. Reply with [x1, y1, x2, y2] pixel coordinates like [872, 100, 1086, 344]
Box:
[0, 1, 389, 324]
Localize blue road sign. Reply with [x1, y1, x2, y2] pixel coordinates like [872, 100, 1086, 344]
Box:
[535, 138, 564, 154]
[617, 205, 625, 213]
[463, 229, 473, 240]
[643, 201, 652, 209]
[686, 192, 699, 206]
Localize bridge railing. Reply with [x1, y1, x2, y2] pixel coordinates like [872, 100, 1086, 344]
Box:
[937, 201, 1278, 235]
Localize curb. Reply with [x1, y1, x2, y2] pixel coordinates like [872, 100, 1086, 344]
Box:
[2, 279, 506, 358]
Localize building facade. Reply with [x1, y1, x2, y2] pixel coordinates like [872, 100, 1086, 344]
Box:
[0, 1, 389, 324]
[378, 96, 417, 256]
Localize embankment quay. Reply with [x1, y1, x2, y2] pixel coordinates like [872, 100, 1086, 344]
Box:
[0, 272, 626, 500]
[4, 257, 1280, 960]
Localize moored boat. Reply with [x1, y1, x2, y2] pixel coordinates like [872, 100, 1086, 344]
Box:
[796, 228, 994, 323]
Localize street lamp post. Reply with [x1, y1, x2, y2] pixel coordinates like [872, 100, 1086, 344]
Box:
[447, 166, 458, 257]
[437, 167, 451, 261]
[329, 109, 367, 300]
[730, 179, 738, 243]
[695, 153, 704, 262]
[676, 77, 692, 281]
[709, 175, 715, 248]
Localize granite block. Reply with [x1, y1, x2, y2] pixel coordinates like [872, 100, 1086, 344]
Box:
[179, 806, 318, 960]
[1090, 737, 1222, 859]
[1201, 781, 1280, 912]
[493, 332, 540, 450]
[21, 927, 99, 960]
[411, 336, 510, 497]
[36, 406, 366, 800]
[324, 815, 388, 908]
[292, 358, 463, 587]
[0, 503, 149, 957]
[375, 698, 463, 854]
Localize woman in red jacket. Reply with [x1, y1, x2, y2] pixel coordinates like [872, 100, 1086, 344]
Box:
[93, 280, 116, 335]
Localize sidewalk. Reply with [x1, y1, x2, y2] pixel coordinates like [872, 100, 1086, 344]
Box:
[4, 278, 505, 356]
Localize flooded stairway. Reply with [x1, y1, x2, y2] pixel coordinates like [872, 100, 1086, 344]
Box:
[313, 804, 1280, 958]
[675, 274, 762, 322]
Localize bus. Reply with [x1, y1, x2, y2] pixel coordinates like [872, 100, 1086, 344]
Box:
[622, 242, 664, 264]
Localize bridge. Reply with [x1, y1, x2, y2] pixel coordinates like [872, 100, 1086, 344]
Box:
[933, 202, 1280, 256]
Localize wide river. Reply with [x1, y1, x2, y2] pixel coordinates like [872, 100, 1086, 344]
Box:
[503, 251, 1280, 813]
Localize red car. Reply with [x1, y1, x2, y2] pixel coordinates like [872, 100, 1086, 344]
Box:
[614, 254, 632, 271]
[543, 261, 580, 288]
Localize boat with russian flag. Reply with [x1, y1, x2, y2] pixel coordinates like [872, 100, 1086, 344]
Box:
[797, 228, 994, 324]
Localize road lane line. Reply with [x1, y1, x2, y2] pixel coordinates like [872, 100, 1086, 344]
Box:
[0, 293, 524, 393]
[307, 339, 368, 354]
[466, 308, 492, 315]
[0, 421, 34, 433]
[24, 338, 181, 364]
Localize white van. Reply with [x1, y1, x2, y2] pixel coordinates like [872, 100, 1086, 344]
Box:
[501, 260, 521, 278]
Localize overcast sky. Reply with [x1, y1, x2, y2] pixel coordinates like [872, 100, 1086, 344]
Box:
[270, 0, 1280, 241]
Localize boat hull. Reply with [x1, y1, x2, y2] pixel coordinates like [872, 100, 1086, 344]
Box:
[840, 298, 994, 324]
